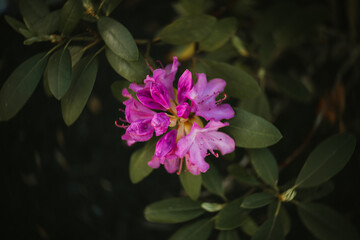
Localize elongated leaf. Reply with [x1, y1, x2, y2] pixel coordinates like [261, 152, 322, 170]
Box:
[201, 202, 224, 212]
[180, 170, 202, 201]
[268, 202, 291, 236]
[251, 218, 284, 240]
[294, 133, 356, 188]
[59, 0, 83, 36]
[68, 46, 84, 67]
[225, 108, 282, 148]
[296, 181, 334, 201]
[179, 0, 205, 15]
[217, 230, 240, 240]
[241, 193, 276, 209]
[129, 138, 157, 183]
[169, 218, 213, 240]
[215, 198, 249, 230]
[32, 10, 60, 35]
[144, 198, 204, 224]
[238, 91, 271, 121]
[61, 55, 98, 126]
[102, 0, 122, 16]
[241, 217, 259, 236]
[297, 203, 359, 240]
[202, 164, 225, 199]
[198, 59, 261, 100]
[272, 74, 311, 103]
[0, 52, 48, 121]
[105, 47, 148, 83]
[98, 17, 138, 61]
[4, 15, 32, 38]
[47, 48, 72, 100]
[227, 164, 260, 186]
[248, 148, 279, 189]
[158, 14, 216, 45]
[199, 17, 237, 52]
[19, 0, 49, 29]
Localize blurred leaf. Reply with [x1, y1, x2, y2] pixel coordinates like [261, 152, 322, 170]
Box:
[248, 148, 279, 189]
[241, 217, 259, 236]
[296, 181, 334, 201]
[251, 217, 284, 240]
[232, 36, 249, 57]
[19, 0, 49, 29]
[199, 17, 237, 52]
[226, 108, 282, 148]
[268, 202, 291, 236]
[169, 218, 213, 240]
[294, 133, 356, 188]
[202, 43, 238, 62]
[68, 46, 84, 67]
[18, 27, 35, 39]
[98, 17, 138, 61]
[271, 74, 311, 103]
[202, 164, 225, 199]
[227, 164, 260, 186]
[4, 15, 33, 38]
[201, 202, 224, 212]
[198, 59, 261, 100]
[215, 198, 248, 230]
[32, 10, 60, 35]
[102, 0, 122, 16]
[110, 80, 128, 102]
[158, 14, 216, 45]
[59, 0, 83, 36]
[61, 55, 98, 126]
[241, 193, 276, 209]
[297, 203, 359, 240]
[0, 52, 48, 121]
[178, 0, 205, 15]
[42, 65, 53, 97]
[47, 47, 72, 100]
[180, 170, 202, 201]
[105, 47, 149, 83]
[238, 91, 271, 121]
[129, 138, 158, 183]
[217, 230, 240, 240]
[144, 198, 204, 224]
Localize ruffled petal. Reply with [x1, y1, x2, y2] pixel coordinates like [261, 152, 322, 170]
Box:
[151, 113, 170, 136]
[121, 119, 154, 145]
[154, 130, 177, 159]
[123, 96, 155, 123]
[196, 103, 234, 121]
[176, 102, 191, 119]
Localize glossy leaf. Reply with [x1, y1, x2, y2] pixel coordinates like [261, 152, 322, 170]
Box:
[102, 0, 122, 16]
[227, 164, 260, 186]
[169, 218, 213, 240]
[180, 170, 202, 201]
[202, 164, 225, 199]
[128, 138, 157, 183]
[68, 46, 84, 67]
[144, 198, 204, 224]
[296, 181, 334, 201]
[105, 47, 148, 83]
[47, 47, 72, 100]
[294, 133, 356, 188]
[61, 56, 98, 126]
[248, 148, 279, 189]
[241, 193, 276, 209]
[158, 14, 216, 45]
[0, 52, 48, 121]
[198, 59, 261, 100]
[271, 74, 311, 103]
[199, 17, 237, 52]
[32, 10, 60, 35]
[59, 0, 83, 36]
[268, 202, 291, 236]
[238, 91, 271, 121]
[215, 198, 248, 230]
[19, 0, 49, 29]
[201, 202, 224, 212]
[297, 203, 359, 240]
[98, 17, 138, 61]
[217, 230, 240, 240]
[226, 108, 282, 148]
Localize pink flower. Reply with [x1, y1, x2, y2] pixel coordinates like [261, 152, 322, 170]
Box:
[117, 57, 235, 175]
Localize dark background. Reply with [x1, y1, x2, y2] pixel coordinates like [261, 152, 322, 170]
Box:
[1, 0, 359, 239]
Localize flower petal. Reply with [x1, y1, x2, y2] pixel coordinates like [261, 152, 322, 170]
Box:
[154, 129, 177, 159]
[151, 112, 170, 136]
[137, 88, 166, 110]
[121, 119, 154, 145]
[177, 69, 192, 104]
[150, 82, 170, 109]
[176, 102, 191, 119]
[123, 97, 155, 123]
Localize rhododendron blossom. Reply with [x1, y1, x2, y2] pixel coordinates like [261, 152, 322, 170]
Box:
[117, 57, 235, 175]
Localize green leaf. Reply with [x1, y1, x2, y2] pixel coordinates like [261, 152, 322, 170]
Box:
[144, 198, 205, 224]
[226, 108, 282, 148]
[241, 193, 276, 209]
[202, 43, 238, 62]
[105, 47, 149, 83]
[240, 217, 259, 236]
[238, 91, 271, 121]
[4, 15, 32, 38]
[0, 52, 48, 121]
[129, 138, 157, 184]
[227, 164, 260, 186]
[158, 14, 216, 45]
[19, 0, 49, 29]
[202, 164, 225, 199]
[215, 198, 249, 230]
[297, 203, 359, 240]
[178, 0, 206, 15]
[294, 133, 356, 188]
[267, 202, 291, 236]
[248, 148, 279, 189]
[217, 230, 240, 240]
[31, 10, 60, 35]
[61, 55, 98, 126]
[296, 181, 334, 201]
[180, 170, 202, 201]
[198, 59, 261, 100]
[47, 47, 72, 100]
[201, 202, 224, 212]
[59, 0, 83, 36]
[232, 36, 249, 57]
[199, 17, 237, 52]
[271, 74, 311, 103]
[68, 46, 84, 67]
[98, 17, 139, 61]
[102, 0, 122, 16]
[251, 218, 284, 240]
[169, 218, 213, 240]
[110, 81, 128, 102]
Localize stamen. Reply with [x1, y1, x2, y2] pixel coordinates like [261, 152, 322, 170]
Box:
[177, 157, 184, 175]
[216, 93, 227, 104]
[145, 58, 154, 72]
[115, 120, 128, 129]
[214, 153, 219, 158]
[118, 108, 125, 113]
[117, 117, 127, 123]
[156, 60, 164, 69]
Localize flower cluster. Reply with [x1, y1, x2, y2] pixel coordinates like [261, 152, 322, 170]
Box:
[117, 57, 235, 175]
